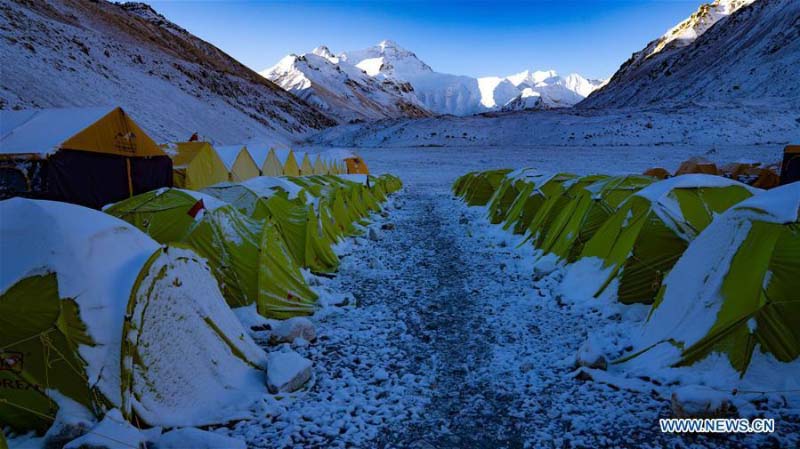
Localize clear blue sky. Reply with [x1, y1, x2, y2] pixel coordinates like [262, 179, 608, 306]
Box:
[145, 0, 703, 79]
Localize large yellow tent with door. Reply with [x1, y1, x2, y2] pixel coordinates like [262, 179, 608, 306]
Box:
[274, 148, 300, 176]
[216, 144, 259, 182]
[168, 141, 229, 189]
[0, 106, 172, 209]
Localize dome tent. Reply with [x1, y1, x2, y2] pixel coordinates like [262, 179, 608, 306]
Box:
[104, 188, 318, 318]
[525, 174, 607, 248]
[509, 172, 578, 237]
[486, 169, 544, 225]
[536, 175, 655, 262]
[204, 177, 340, 274]
[0, 198, 266, 433]
[630, 183, 800, 378]
[274, 148, 300, 177]
[579, 175, 759, 304]
[454, 168, 513, 206]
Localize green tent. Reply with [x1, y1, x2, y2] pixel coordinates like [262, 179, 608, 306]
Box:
[204, 179, 340, 274]
[632, 182, 800, 376]
[580, 174, 758, 304]
[487, 171, 537, 225]
[456, 169, 513, 206]
[526, 174, 606, 248]
[105, 188, 318, 318]
[536, 175, 655, 262]
[507, 172, 578, 238]
[0, 198, 266, 433]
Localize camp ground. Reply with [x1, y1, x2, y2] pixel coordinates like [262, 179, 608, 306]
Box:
[215, 144, 260, 182]
[0, 107, 172, 209]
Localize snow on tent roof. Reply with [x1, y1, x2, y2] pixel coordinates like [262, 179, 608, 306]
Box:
[246, 144, 270, 167]
[0, 197, 159, 405]
[0, 106, 115, 155]
[338, 174, 369, 185]
[241, 176, 303, 199]
[215, 144, 246, 171]
[629, 182, 800, 383]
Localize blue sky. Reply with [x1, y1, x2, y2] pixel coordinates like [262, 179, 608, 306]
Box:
[145, 0, 704, 79]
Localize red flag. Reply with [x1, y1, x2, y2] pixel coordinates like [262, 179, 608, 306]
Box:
[187, 198, 205, 218]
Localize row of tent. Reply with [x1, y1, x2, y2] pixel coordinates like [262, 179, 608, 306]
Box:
[0, 173, 403, 435]
[167, 142, 369, 191]
[0, 106, 370, 209]
[453, 169, 799, 377]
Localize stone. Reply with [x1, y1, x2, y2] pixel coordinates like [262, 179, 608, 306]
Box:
[575, 337, 607, 370]
[671, 385, 736, 418]
[267, 350, 313, 393]
[381, 223, 395, 231]
[269, 317, 316, 345]
[368, 228, 379, 241]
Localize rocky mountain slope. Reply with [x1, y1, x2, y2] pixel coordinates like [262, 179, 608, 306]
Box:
[0, 0, 335, 144]
[261, 45, 429, 124]
[264, 40, 605, 119]
[581, 0, 799, 109]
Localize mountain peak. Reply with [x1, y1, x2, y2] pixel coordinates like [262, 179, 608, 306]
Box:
[312, 45, 337, 62]
[378, 39, 400, 50]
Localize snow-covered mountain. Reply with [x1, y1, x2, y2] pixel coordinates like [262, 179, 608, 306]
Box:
[261, 46, 429, 124]
[582, 0, 799, 109]
[0, 0, 334, 143]
[263, 40, 605, 119]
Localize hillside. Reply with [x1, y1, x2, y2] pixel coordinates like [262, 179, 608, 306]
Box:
[0, 0, 335, 144]
[581, 0, 800, 109]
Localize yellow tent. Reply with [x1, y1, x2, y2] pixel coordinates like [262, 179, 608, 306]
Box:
[169, 141, 229, 190]
[313, 154, 328, 175]
[345, 156, 369, 174]
[274, 148, 300, 177]
[216, 145, 259, 182]
[295, 152, 314, 176]
[0, 106, 172, 209]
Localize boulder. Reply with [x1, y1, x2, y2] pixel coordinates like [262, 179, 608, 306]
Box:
[575, 336, 607, 371]
[267, 350, 313, 393]
[381, 223, 395, 231]
[64, 409, 159, 449]
[671, 385, 736, 418]
[269, 317, 316, 345]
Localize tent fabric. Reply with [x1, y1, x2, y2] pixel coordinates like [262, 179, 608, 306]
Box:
[533, 175, 656, 262]
[274, 149, 300, 177]
[453, 169, 513, 206]
[635, 183, 800, 376]
[674, 157, 719, 176]
[216, 145, 260, 182]
[295, 152, 315, 176]
[580, 175, 759, 304]
[0, 198, 267, 433]
[169, 142, 229, 190]
[313, 154, 328, 175]
[0, 107, 171, 208]
[105, 189, 319, 318]
[643, 167, 670, 179]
